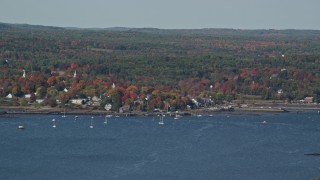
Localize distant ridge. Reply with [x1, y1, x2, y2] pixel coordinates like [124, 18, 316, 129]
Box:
[1, 22, 320, 38]
[104, 27, 131, 31]
[0, 22, 64, 31]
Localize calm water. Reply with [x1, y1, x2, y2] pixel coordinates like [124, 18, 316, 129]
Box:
[0, 112, 320, 180]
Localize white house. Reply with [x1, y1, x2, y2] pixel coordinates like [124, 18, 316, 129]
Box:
[24, 94, 31, 98]
[6, 93, 12, 98]
[91, 96, 101, 106]
[277, 89, 284, 94]
[119, 105, 130, 113]
[70, 99, 86, 105]
[105, 104, 112, 111]
[36, 99, 45, 104]
[304, 97, 314, 104]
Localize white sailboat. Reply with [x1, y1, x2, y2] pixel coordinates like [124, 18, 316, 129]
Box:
[159, 114, 164, 125]
[104, 115, 108, 125]
[90, 116, 94, 128]
[52, 118, 56, 128]
[174, 111, 182, 120]
[18, 119, 25, 129]
[61, 108, 66, 118]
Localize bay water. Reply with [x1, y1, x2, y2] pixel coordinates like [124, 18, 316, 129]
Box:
[0, 112, 320, 180]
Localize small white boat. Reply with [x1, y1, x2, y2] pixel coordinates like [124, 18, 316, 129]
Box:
[52, 119, 56, 128]
[159, 114, 164, 125]
[18, 119, 25, 129]
[262, 120, 267, 124]
[104, 115, 108, 125]
[61, 108, 66, 118]
[90, 117, 94, 128]
[174, 111, 182, 120]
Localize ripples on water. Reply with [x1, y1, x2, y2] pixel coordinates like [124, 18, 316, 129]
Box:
[0, 112, 320, 180]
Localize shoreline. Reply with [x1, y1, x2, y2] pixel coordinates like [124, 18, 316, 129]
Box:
[1, 104, 319, 117]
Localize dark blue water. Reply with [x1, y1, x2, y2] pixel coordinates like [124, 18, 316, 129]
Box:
[0, 112, 320, 180]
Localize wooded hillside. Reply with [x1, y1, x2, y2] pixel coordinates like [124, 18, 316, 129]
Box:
[1, 23, 320, 110]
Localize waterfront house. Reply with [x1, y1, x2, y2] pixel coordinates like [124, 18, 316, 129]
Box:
[304, 97, 314, 104]
[36, 99, 45, 104]
[119, 105, 130, 113]
[70, 99, 86, 105]
[91, 96, 101, 106]
[24, 94, 31, 98]
[6, 93, 12, 98]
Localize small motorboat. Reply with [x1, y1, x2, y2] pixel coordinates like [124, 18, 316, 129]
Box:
[18, 125, 25, 129]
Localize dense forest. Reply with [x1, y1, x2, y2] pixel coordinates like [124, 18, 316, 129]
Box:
[1, 22, 320, 111]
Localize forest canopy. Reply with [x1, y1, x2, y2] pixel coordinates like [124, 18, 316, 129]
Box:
[1, 23, 320, 110]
